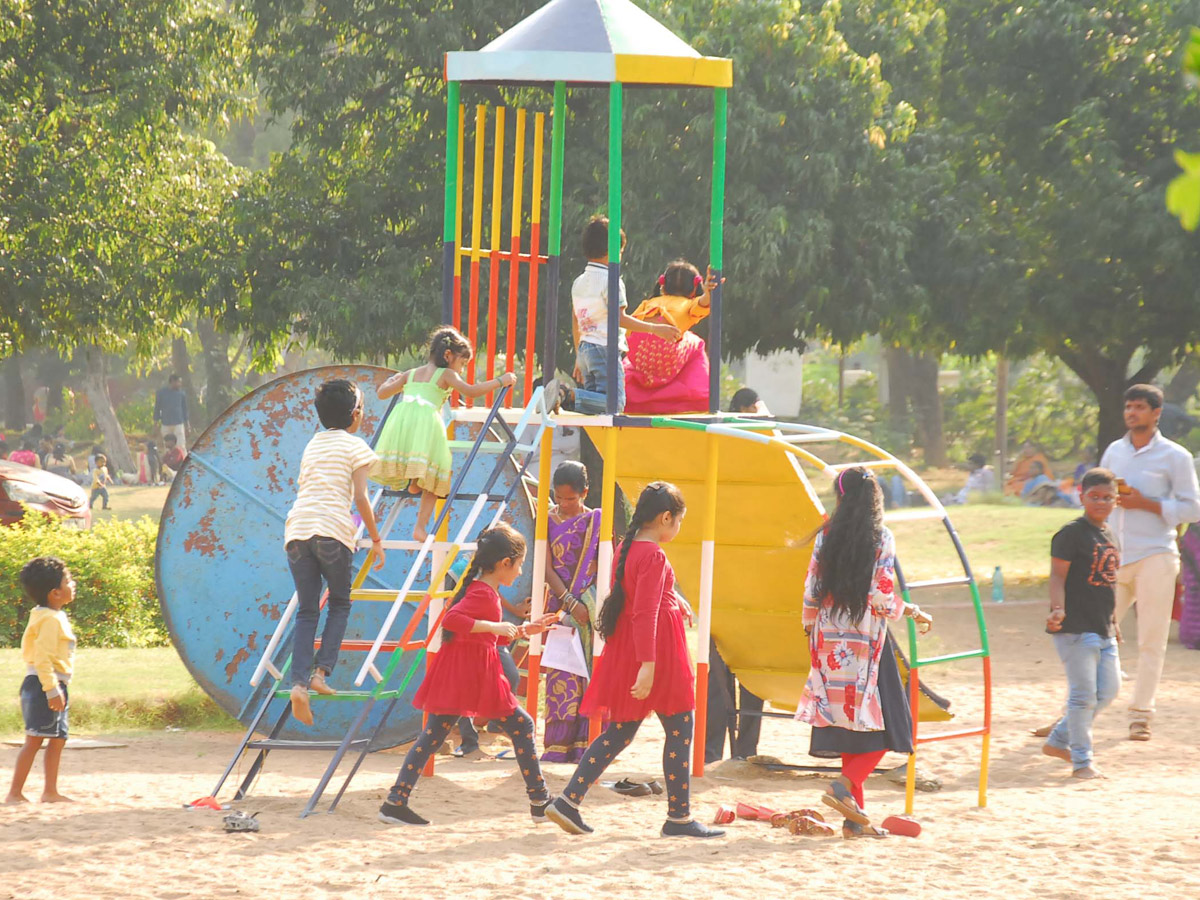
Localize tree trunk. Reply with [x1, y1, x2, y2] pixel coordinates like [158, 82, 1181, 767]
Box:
[1058, 349, 1146, 459]
[171, 336, 200, 422]
[995, 356, 1010, 485]
[884, 345, 912, 438]
[1165, 357, 1200, 406]
[83, 346, 135, 474]
[197, 318, 234, 424]
[910, 352, 947, 467]
[3, 353, 25, 431]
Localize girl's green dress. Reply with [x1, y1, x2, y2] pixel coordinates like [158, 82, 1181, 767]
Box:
[370, 368, 453, 497]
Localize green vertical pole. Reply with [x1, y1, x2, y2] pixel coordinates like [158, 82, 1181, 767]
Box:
[606, 82, 623, 416]
[441, 80, 461, 325]
[542, 82, 567, 385]
[708, 87, 728, 413]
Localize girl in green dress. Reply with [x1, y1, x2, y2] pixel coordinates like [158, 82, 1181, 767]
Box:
[372, 326, 517, 541]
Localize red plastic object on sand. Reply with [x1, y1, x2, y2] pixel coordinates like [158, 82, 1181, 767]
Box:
[735, 802, 778, 822]
[881, 815, 921, 837]
[713, 805, 737, 825]
[186, 796, 224, 811]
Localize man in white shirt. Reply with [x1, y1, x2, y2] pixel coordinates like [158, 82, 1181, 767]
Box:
[1100, 383, 1200, 741]
[568, 216, 678, 415]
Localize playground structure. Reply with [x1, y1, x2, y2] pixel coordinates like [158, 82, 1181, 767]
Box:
[159, 0, 991, 818]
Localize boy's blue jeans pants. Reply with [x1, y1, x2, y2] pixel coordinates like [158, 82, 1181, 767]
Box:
[1045, 632, 1121, 768]
[574, 341, 625, 414]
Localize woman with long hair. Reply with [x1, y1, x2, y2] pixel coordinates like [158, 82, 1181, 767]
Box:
[798, 466, 932, 838]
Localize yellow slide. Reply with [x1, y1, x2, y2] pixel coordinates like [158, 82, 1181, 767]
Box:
[586, 422, 952, 723]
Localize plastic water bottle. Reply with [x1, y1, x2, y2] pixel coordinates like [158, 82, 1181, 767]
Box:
[991, 566, 1004, 603]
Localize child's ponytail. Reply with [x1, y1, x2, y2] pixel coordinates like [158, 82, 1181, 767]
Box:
[442, 522, 526, 643]
[596, 481, 687, 639]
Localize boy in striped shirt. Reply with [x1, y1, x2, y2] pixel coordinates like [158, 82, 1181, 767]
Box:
[283, 380, 385, 725]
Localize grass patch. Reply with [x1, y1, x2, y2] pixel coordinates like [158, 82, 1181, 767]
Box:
[89, 484, 170, 525]
[0, 648, 239, 737]
[891, 503, 1077, 584]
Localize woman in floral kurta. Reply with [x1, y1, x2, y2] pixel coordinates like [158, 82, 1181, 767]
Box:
[796, 466, 933, 838]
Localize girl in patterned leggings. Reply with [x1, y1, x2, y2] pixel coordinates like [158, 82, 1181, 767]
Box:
[545, 482, 724, 839]
[379, 523, 557, 826]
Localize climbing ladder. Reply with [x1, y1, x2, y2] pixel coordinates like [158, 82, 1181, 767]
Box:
[206, 384, 552, 817]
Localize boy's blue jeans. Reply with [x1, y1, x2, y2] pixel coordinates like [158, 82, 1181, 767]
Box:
[286, 537, 353, 689]
[1045, 632, 1121, 768]
[574, 341, 625, 415]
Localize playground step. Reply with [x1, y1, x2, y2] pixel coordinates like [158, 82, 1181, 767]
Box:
[355, 538, 478, 552]
[313, 639, 401, 652]
[271, 689, 400, 701]
[349, 588, 451, 602]
[246, 738, 370, 752]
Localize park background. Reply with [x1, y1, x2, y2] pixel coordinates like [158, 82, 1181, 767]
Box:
[3, 3, 1200, 898]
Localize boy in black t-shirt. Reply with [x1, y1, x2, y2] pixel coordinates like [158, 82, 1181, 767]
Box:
[1041, 468, 1121, 779]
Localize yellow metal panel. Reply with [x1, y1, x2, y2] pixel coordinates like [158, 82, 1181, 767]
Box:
[585, 424, 952, 723]
[614, 54, 733, 88]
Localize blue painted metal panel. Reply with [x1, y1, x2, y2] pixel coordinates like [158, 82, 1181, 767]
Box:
[155, 365, 535, 748]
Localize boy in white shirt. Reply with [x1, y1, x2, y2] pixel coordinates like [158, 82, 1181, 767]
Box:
[568, 216, 679, 414]
[283, 379, 385, 725]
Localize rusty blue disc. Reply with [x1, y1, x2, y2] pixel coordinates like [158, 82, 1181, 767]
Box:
[155, 365, 535, 748]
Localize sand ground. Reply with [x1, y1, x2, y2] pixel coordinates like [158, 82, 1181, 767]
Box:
[3, 600, 1198, 900]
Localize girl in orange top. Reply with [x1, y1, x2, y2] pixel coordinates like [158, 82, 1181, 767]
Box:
[622, 260, 720, 415]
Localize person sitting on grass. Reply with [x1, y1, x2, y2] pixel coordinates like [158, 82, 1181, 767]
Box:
[161, 433, 186, 480]
[6, 557, 77, 805]
[1041, 468, 1122, 780]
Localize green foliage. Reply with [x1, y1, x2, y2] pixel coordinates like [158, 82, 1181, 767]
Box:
[1168, 28, 1200, 230]
[942, 355, 1098, 463]
[116, 394, 156, 437]
[0, 513, 164, 649]
[798, 373, 894, 447]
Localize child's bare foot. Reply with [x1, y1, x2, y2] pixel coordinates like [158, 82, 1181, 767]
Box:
[309, 671, 336, 696]
[40, 792, 74, 803]
[3, 793, 30, 805]
[1041, 742, 1072, 762]
[407, 479, 422, 495]
[290, 685, 314, 726]
[413, 526, 429, 543]
[1071, 765, 1103, 780]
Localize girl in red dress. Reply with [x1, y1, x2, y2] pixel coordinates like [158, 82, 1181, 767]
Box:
[545, 482, 725, 839]
[378, 523, 557, 826]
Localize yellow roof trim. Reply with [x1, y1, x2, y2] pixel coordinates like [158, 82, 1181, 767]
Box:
[613, 54, 733, 88]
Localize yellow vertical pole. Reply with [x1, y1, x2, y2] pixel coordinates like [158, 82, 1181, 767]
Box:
[526, 427, 554, 725]
[466, 104, 487, 401]
[692, 434, 719, 777]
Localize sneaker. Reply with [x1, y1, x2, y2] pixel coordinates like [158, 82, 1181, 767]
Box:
[378, 802, 429, 826]
[530, 795, 554, 823]
[544, 796, 593, 835]
[661, 819, 726, 839]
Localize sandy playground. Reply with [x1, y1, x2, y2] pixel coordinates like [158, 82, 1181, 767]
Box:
[3, 600, 1199, 900]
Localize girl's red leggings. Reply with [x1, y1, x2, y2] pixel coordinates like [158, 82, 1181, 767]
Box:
[840, 750, 887, 807]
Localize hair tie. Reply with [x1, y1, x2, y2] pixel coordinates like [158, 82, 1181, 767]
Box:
[835, 470, 847, 496]
[657, 274, 665, 287]
[693, 274, 703, 292]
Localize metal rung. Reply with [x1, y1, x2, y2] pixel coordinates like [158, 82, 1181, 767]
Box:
[827, 459, 901, 472]
[246, 739, 370, 751]
[356, 539, 477, 552]
[447, 441, 506, 453]
[264, 661, 282, 680]
[314, 639, 401, 652]
[916, 648, 987, 666]
[884, 508, 944, 523]
[779, 432, 841, 444]
[904, 576, 971, 590]
[350, 589, 451, 602]
[271, 689, 385, 701]
[451, 492, 506, 502]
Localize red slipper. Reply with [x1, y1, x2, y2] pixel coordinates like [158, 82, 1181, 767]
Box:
[881, 815, 921, 837]
[713, 805, 736, 825]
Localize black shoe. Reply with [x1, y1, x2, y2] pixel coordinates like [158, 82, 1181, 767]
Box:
[544, 796, 593, 835]
[378, 801, 429, 826]
[661, 819, 726, 839]
[531, 795, 554, 823]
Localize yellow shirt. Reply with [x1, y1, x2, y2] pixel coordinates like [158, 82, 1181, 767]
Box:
[629, 293, 710, 335]
[22, 607, 76, 695]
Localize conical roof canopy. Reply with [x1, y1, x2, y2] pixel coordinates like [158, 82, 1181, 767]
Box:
[445, 0, 732, 88]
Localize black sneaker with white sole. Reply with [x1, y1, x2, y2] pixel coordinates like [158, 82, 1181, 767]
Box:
[544, 796, 593, 835]
[378, 801, 430, 826]
[531, 795, 555, 823]
[661, 820, 726, 838]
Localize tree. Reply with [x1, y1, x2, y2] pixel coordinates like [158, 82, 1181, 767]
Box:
[1168, 27, 1200, 230]
[943, 0, 1200, 453]
[0, 1, 251, 468]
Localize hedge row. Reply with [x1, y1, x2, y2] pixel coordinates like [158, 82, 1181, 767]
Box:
[1, 512, 165, 648]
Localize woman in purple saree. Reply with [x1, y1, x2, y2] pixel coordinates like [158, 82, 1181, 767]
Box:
[541, 461, 601, 762]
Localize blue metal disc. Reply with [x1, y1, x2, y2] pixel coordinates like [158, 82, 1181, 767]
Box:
[155, 365, 535, 748]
